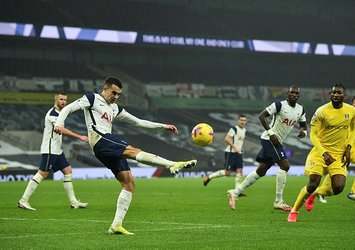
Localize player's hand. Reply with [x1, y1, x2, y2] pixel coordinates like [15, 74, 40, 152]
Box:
[297, 130, 307, 138]
[80, 135, 89, 143]
[269, 134, 281, 147]
[322, 152, 335, 166]
[341, 145, 351, 167]
[165, 124, 178, 134]
[54, 125, 63, 135]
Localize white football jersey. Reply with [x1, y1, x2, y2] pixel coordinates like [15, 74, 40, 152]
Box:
[261, 100, 306, 144]
[55, 93, 166, 148]
[225, 125, 246, 152]
[40, 107, 63, 154]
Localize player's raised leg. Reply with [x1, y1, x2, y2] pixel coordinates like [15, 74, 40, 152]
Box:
[288, 186, 311, 222]
[204, 170, 227, 186]
[288, 174, 321, 222]
[135, 151, 196, 175]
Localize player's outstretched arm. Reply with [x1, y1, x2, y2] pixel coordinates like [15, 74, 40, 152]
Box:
[54, 101, 82, 134]
[164, 124, 178, 134]
[60, 127, 89, 143]
[117, 109, 171, 132]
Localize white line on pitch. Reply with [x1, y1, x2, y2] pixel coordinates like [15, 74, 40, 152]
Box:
[0, 217, 232, 228]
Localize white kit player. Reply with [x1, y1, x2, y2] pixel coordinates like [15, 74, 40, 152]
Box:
[227, 86, 307, 211]
[54, 76, 196, 235]
[18, 92, 89, 211]
[203, 115, 247, 191]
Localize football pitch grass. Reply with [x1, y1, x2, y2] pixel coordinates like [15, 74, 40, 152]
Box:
[0, 176, 354, 249]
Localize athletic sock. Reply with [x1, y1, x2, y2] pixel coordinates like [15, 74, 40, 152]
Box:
[208, 170, 226, 179]
[63, 174, 78, 204]
[315, 174, 333, 196]
[275, 169, 287, 203]
[234, 170, 260, 196]
[351, 180, 355, 194]
[20, 173, 43, 203]
[291, 186, 311, 212]
[136, 151, 174, 168]
[235, 173, 242, 189]
[112, 190, 132, 228]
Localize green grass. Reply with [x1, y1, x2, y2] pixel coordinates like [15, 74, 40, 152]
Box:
[0, 176, 354, 249]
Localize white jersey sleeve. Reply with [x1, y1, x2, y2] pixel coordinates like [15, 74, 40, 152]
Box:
[116, 109, 166, 129]
[40, 108, 63, 154]
[55, 101, 83, 127]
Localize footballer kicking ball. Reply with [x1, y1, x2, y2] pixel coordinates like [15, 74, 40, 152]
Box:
[191, 123, 214, 146]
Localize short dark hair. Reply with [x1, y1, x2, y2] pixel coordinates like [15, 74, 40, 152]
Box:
[104, 76, 122, 88]
[239, 114, 246, 119]
[332, 83, 345, 91]
[289, 85, 299, 91]
[352, 96, 355, 103]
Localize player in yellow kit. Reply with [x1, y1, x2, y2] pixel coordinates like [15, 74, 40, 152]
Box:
[313, 96, 355, 202]
[288, 84, 355, 222]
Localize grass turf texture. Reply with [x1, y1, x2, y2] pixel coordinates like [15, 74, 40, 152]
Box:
[0, 176, 354, 249]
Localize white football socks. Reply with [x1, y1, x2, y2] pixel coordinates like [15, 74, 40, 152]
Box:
[112, 190, 132, 228]
[208, 170, 226, 179]
[63, 174, 78, 204]
[234, 170, 260, 196]
[20, 173, 43, 203]
[275, 169, 287, 203]
[135, 151, 174, 168]
[235, 173, 243, 189]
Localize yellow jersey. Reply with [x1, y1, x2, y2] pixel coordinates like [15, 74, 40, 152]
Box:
[310, 102, 355, 156]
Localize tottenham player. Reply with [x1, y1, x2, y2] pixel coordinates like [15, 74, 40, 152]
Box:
[203, 115, 247, 191]
[227, 85, 307, 211]
[54, 76, 197, 235]
[18, 92, 89, 211]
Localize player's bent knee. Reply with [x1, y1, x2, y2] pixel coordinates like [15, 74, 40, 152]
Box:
[332, 185, 345, 195]
[307, 182, 319, 193]
[256, 169, 266, 177]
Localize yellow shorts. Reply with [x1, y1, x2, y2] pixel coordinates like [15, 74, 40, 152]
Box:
[305, 148, 347, 177]
[351, 149, 355, 164]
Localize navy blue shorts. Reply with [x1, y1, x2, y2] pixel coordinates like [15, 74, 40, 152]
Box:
[93, 133, 130, 176]
[224, 152, 243, 170]
[39, 153, 70, 172]
[255, 139, 287, 168]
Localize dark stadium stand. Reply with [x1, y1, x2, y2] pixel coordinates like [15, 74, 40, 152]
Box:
[0, 58, 103, 80]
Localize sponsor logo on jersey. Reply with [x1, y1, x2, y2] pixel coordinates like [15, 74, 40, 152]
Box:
[101, 112, 113, 123]
[325, 125, 349, 130]
[282, 118, 296, 126]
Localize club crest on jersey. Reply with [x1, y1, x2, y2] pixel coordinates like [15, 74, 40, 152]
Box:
[345, 114, 349, 119]
[282, 118, 296, 126]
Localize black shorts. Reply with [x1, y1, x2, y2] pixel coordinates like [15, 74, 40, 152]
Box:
[39, 153, 69, 172]
[224, 152, 243, 171]
[255, 139, 287, 168]
[93, 133, 130, 176]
